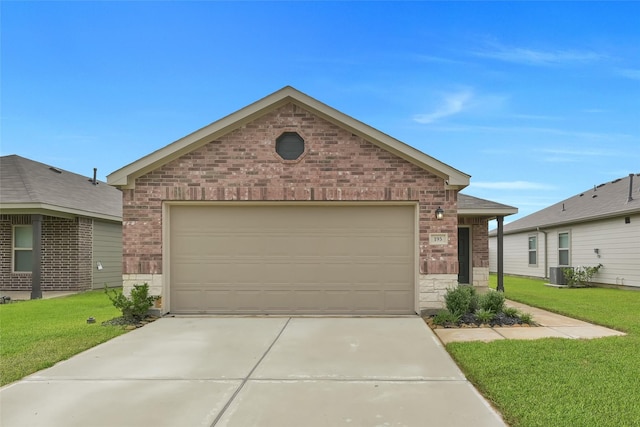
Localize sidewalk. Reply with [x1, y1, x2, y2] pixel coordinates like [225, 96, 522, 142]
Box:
[434, 299, 626, 344]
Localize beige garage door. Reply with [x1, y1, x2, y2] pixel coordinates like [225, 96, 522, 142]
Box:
[169, 204, 415, 314]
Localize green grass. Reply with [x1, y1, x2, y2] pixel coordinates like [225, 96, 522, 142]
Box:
[446, 275, 640, 427]
[0, 290, 126, 386]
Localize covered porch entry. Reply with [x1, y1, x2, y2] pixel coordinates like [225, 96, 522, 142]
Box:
[457, 194, 517, 287]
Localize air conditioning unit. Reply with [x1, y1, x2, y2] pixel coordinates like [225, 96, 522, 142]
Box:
[549, 267, 569, 285]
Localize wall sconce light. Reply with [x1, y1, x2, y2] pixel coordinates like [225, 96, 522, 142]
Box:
[96, 261, 103, 271]
[435, 207, 444, 220]
[594, 249, 600, 258]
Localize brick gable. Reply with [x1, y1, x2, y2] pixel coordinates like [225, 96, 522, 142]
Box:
[123, 103, 459, 277]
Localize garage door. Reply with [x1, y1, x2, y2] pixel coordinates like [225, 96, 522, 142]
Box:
[169, 204, 415, 314]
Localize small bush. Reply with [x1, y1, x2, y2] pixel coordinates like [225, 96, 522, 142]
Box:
[433, 310, 461, 326]
[519, 312, 534, 324]
[564, 264, 603, 288]
[502, 306, 520, 318]
[445, 285, 478, 316]
[105, 283, 158, 322]
[476, 308, 495, 324]
[466, 287, 480, 313]
[480, 290, 506, 313]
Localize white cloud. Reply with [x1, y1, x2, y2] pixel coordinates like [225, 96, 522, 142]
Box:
[474, 43, 606, 66]
[471, 181, 556, 190]
[616, 68, 640, 80]
[412, 90, 473, 124]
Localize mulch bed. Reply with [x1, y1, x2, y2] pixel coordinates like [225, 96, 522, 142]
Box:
[424, 312, 537, 329]
[101, 315, 161, 330]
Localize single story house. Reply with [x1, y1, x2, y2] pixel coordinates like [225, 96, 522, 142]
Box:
[108, 86, 516, 315]
[489, 173, 640, 288]
[0, 155, 123, 297]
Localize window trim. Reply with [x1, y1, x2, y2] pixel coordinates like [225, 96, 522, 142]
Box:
[12, 225, 33, 273]
[528, 234, 538, 267]
[558, 231, 571, 267]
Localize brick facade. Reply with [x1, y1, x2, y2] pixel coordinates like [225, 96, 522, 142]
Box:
[122, 103, 463, 311]
[458, 216, 490, 269]
[0, 214, 93, 291]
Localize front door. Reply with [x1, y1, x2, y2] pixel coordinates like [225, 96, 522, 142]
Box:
[458, 227, 470, 284]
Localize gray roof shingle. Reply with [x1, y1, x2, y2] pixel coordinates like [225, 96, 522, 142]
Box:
[0, 155, 122, 220]
[496, 173, 640, 235]
[458, 193, 518, 218]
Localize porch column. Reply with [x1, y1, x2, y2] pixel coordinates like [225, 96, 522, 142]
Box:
[30, 214, 43, 300]
[496, 215, 504, 292]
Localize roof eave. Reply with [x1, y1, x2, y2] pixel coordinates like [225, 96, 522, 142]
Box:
[107, 86, 471, 189]
[0, 203, 122, 223]
[492, 207, 640, 236]
[458, 208, 519, 218]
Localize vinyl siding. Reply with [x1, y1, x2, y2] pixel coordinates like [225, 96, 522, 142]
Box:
[92, 220, 122, 288]
[489, 232, 546, 278]
[491, 214, 640, 287]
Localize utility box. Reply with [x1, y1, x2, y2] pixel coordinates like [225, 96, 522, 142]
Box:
[549, 267, 569, 285]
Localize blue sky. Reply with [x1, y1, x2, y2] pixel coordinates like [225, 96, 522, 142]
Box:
[2, 1, 639, 222]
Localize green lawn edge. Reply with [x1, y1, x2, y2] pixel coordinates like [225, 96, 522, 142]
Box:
[446, 275, 640, 427]
[0, 290, 127, 386]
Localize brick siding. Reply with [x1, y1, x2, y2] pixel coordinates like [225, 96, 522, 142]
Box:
[123, 102, 459, 277]
[0, 214, 93, 291]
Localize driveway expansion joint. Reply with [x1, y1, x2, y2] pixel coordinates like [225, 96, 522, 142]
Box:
[209, 317, 292, 427]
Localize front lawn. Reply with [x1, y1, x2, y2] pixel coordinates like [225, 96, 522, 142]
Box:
[446, 275, 640, 427]
[0, 290, 126, 386]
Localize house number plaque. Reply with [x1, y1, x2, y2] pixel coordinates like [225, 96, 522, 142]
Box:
[429, 233, 448, 245]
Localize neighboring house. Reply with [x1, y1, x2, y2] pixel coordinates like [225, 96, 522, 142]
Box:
[0, 155, 123, 294]
[489, 174, 640, 288]
[107, 86, 516, 315]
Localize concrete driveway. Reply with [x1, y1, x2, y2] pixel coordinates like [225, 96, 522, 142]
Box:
[0, 317, 505, 427]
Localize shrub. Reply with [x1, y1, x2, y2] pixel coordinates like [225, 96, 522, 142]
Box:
[479, 290, 506, 313]
[564, 264, 603, 288]
[445, 285, 478, 316]
[432, 310, 461, 326]
[519, 312, 534, 324]
[105, 283, 158, 322]
[502, 306, 520, 318]
[476, 308, 495, 324]
[466, 286, 480, 313]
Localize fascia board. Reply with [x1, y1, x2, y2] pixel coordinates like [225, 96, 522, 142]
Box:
[0, 203, 122, 222]
[458, 208, 519, 217]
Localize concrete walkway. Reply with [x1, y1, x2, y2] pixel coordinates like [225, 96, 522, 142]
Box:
[0, 317, 506, 427]
[434, 300, 626, 344]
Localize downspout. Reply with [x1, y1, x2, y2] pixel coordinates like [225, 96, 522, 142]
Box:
[537, 227, 548, 279]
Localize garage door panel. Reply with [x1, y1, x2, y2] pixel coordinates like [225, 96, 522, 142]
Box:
[170, 205, 415, 314]
[384, 291, 414, 311]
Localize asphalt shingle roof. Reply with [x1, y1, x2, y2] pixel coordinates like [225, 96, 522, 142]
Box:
[0, 155, 122, 220]
[496, 173, 640, 235]
[458, 193, 517, 212]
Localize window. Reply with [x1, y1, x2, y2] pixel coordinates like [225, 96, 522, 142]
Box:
[13, 225, 33, 272]
[528, 235, 537, 266]
[276, 132, 304, 160]
[558, 232, 570, 266]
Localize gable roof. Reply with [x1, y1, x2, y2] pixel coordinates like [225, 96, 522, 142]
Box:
[458, 193, 518, 219]
[0, 155, 122, 222]
[493, 173, 640, 235]
[107, 86, 470, 189]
